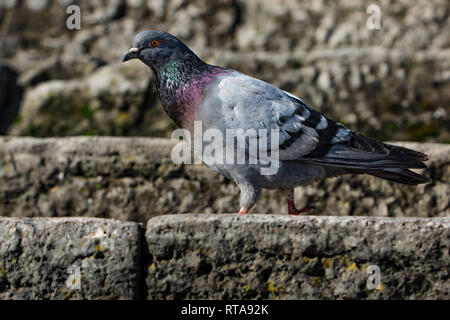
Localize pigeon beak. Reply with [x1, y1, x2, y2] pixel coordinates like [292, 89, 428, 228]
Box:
[122, 47, 141, 62]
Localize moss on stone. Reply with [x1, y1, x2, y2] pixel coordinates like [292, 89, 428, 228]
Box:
[309, 276, 323, 288]
[267, 280, 285, 296]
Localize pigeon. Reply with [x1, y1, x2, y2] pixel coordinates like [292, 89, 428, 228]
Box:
[123, 30, 429, 215]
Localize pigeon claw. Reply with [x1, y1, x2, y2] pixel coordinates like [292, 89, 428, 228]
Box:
[287, 189, 314, 215]
[288, 206, 315, 215]
[238, 204, 255, 215]
[238, 208, 249, 215]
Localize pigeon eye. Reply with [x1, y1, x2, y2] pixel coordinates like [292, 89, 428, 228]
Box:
[151, 40, 160, 48]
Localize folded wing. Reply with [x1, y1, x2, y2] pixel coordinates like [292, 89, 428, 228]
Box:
[213, 72, 429, 184]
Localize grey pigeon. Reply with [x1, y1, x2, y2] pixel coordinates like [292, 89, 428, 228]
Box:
[123, 30, 429, 215]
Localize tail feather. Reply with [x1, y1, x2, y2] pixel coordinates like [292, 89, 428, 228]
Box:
[304, 134, 428, 170]
[351, 133, 429, 162]
[303, 133, 431, 185]
[365, 168, 430, 185]
[385, 144, 428, 162]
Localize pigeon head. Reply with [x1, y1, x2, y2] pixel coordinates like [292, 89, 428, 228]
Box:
[123, 30, 226, 128]
[122, 30, 197, 69]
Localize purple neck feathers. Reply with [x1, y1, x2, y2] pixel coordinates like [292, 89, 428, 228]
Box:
[156, 65, 226, 128]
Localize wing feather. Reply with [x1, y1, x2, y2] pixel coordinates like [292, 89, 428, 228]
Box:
[208, 72, 427, 171]
[214, 73, 322, 159]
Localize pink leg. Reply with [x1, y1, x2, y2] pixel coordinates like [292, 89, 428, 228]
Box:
[287, 189, 314, 215]
[238, 203, 255, 215]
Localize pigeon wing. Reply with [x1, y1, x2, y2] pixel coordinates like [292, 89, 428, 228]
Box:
[212, 72, 427, 170]
[213, 72, 337, 160]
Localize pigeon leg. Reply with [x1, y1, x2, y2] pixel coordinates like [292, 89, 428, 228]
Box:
[287, 189, 314, 215]
[238, 203, 254, 215]
[237, 184, 259, 215]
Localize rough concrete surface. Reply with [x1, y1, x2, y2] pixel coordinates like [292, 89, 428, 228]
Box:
[145, 214, 450, 299]
[0, 137, 448, 221]
[0, 217, 143, 299]
[0, 214, 448, 299]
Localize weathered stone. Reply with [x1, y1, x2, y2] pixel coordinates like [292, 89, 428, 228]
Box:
[0, 217, 143, 299]
[0, 137, 448, 221]
[145, 214, 450, 299]
[9, 63, 174, 137]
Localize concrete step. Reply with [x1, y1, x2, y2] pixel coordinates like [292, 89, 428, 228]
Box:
[0, 137, 448, 220]
[0, 214, 448, 299]
[0, 217, 143, 299]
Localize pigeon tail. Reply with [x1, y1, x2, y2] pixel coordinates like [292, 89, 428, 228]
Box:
[364, 168, 430, 185]
[303, 133, 430, 185]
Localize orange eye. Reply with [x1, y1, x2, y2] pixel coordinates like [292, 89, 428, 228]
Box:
[151, 40, 160, 47]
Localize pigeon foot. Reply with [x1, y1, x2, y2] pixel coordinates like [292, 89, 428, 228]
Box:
[287, 188, 314, 215]
[238, 208, 248, 215]
[288, 206, 315, 215]
[237, 204, 254, 215]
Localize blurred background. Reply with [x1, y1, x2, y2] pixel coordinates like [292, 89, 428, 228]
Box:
[0, 0, 448, 221]
[0, 0, 449, 142]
